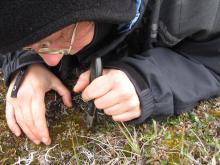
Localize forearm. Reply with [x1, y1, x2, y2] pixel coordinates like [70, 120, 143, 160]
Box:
[106, 47, 220, 124]
[1, 50, 44, 86]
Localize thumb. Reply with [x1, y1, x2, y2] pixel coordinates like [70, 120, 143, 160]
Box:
[51, 79, 72, 107]
[74, 70, 90, 93]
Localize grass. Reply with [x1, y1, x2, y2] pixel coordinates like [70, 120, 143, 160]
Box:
[1, 70, 220, 164]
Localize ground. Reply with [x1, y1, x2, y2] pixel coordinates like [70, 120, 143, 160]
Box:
[0, 71, 220, 165]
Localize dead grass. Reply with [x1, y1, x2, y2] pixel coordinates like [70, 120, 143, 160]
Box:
[1, 71, 220, 164]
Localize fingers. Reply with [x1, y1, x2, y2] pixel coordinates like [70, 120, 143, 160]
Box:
[5, 64, 67, 145]
[6, 80, 41, 144]
[94, 90, 118, 109]
[5, 102, 21, 136]
[6, 90, 50, 145]
[94, 89, 132, 109]
[32, 94, 51, 145]
[75, 69, 141, 122]
[104, 103, 129, 116]
[81, 74, 112, 101]
[112, 109, 141, 122]
[6, 97, 41, 144]
[74, 70, 90, 93]
[14, 104, 41, 144]
[103, 96, 141, 120]
[74, 69, 111, 93]
[51, 78, 72, 107]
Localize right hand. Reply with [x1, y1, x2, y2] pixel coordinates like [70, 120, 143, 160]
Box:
[5, 64, 72, 145]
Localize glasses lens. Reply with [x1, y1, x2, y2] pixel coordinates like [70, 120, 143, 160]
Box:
[38, 48, 68, 55]
[22, 23, 77, 55]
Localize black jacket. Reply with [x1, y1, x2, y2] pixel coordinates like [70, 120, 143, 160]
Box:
[2, 0, 220, 124]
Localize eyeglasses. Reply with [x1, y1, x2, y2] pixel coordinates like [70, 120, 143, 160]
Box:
[23, 23, 78, 55]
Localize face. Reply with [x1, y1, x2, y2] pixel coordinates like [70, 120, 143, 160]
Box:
[28, 22, 95, 66]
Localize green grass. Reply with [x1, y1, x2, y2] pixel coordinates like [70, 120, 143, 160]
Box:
[1, 72, 220, 164]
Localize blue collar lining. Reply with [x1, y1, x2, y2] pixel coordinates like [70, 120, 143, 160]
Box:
[118, 0, 142, 33]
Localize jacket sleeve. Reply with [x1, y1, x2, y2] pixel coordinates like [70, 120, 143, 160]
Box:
[106, 44, 220, 124]
[1, 50, 44, 86]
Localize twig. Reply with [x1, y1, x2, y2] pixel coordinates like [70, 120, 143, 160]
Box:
[106, 158, 120, 165]
[190, 130, 209, 155]
[79, 147, 95, 162]
[79, 135, 112, 148]
[13, 152, 37, 165]
[185, 153, 202, 165]
[0, 145, 4, 153]
[44, 144, 59, 162]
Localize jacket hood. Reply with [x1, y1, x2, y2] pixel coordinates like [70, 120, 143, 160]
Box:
[76, 0, 144, 61]
[0, 0, 138, 54]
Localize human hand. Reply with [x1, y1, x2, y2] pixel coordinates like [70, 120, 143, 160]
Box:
[74, 69, 141, 122]
[5, 64, 72, 145]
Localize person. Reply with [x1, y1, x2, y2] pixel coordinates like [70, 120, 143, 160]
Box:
[1, 0, 220, 145]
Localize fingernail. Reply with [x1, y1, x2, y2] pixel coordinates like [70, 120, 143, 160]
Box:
[69, 100, 73, 107]
[15, 132, 20, 137]
[66, 101, 73, 108]
[82, 98, 88, 102]
[42, 137, 48, 144]
[82, 96, 89, 102]
[34, 140, 40, 145]
[42, 137, 50, 145]
[73, 86, 78, 92]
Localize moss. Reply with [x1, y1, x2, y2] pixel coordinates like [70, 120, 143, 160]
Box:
[1, 71, 220, 164]
[209, 109, 220, 118]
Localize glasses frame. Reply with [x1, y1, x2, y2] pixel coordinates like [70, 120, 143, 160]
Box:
[23, 23, 78, 55]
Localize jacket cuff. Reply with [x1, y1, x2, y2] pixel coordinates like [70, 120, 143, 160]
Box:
[128, 88, 154, 124]
[105, 61, 155, 124]
[3, 50, 44, 86]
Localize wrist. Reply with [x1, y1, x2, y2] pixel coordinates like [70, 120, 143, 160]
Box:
[10, 67, 27, 98]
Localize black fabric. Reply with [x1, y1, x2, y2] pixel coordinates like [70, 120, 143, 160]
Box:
[104, 62, 152, 124]
[174, 37, 220, 75]
[10, 67, 27, 98]
[0, 0, 136, 54]
[2, 50, 44, 86]
[0, 55, 5, 68]
[107, 48, 220, 123]
[104, 62, 148, 92]
[2, 0, 220, 126]
[75, 22, 117, 62]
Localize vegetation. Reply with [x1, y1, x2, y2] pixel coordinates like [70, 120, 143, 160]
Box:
[1, 71, 220, 165]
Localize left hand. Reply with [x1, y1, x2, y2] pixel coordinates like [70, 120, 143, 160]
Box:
[73, 69, 141, 122]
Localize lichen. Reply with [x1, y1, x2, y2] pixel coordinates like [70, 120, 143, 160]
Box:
[1, 70, 220, 164]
